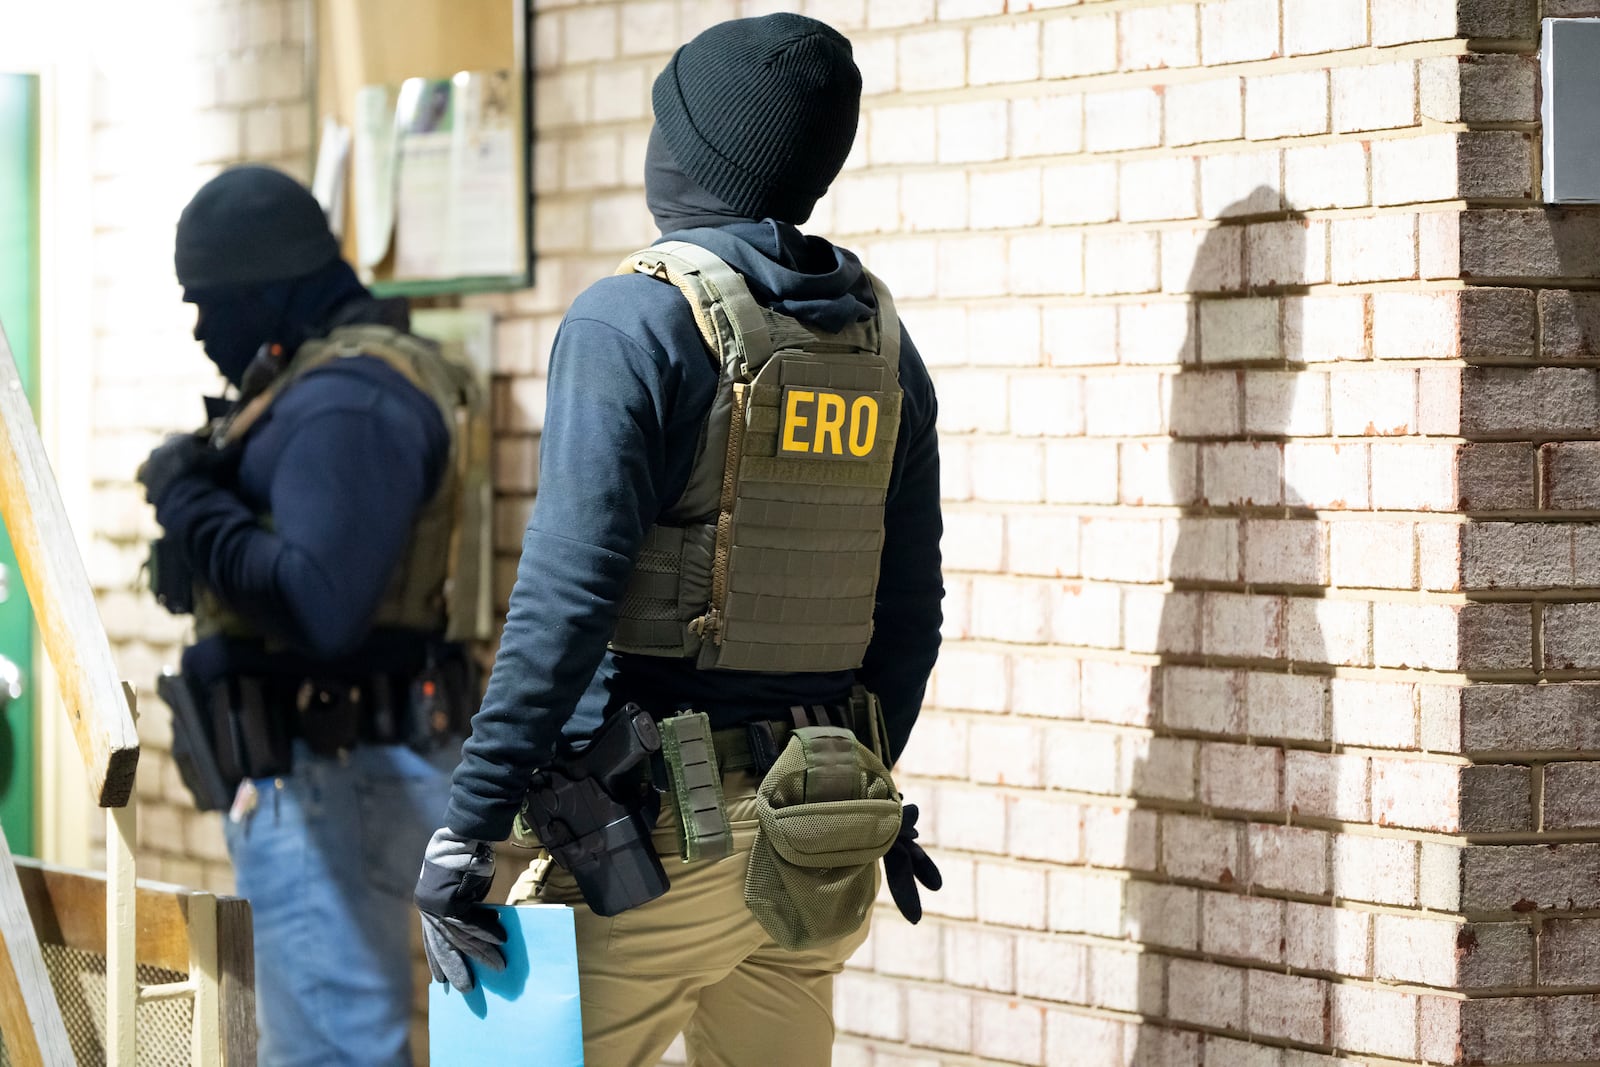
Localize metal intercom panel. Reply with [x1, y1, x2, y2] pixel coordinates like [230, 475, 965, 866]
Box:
[1543, 18, 1600, 204]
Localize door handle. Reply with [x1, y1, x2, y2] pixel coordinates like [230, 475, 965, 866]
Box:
[0, 654, 23, 715]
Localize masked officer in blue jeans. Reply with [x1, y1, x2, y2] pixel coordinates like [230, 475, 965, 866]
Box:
[142, 166, 485, 1065]
[415, 15, 944, 1065]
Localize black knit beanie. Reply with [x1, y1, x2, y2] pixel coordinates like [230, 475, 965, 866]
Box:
[175, 165, 341, 290]
[651, 14, 861, 225]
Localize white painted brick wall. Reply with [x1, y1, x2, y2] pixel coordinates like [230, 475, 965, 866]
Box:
[1042, 14, 1117, 79]
[1200, 0, 1280, 64]
[1084, 90, 1162, 154]
[86, 2, 1588, 1065]
[1284, 143, 1371, 211]
[1334, 61, 1420, 132]
[1166, 77, 1243, 147]
[1245, 72, 1331, 140]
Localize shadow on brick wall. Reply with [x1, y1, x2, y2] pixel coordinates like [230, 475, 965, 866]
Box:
[1120, 185, 1356, 1062]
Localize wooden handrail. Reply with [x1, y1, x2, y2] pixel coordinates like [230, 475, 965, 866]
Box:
[0, 318, 138, 806]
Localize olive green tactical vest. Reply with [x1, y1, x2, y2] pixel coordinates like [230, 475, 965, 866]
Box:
[608, 241, 903, 673]
[193, 324, 494, 645]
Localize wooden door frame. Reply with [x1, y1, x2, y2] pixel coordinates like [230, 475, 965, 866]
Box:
[0, 13, 98, 869]
[0, 73, 42, 856]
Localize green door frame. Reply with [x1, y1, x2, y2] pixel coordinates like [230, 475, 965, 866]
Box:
[0, 73, 40, 856]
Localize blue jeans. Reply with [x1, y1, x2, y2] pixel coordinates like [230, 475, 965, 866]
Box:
[223, 740, 457, 1067]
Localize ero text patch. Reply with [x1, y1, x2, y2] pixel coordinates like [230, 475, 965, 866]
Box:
[778, 387, 883, 461]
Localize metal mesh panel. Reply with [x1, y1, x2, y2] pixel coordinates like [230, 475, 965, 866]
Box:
[636, 547, 679, 573]
[616, 592, 681, 622]
[618, 545, 687, 622]
[0, 946, 193, 1066]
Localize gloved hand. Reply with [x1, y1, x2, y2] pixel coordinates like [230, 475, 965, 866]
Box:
[414, 827, 507, 993]
[137, 433, 217, 507]
[883, 803, 941, 924]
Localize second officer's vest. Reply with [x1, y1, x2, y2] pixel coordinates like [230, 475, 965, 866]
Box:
[609, 241, 903, 674]
[194, 324, 494, 645]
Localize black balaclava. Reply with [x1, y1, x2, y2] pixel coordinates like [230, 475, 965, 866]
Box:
[187, 285, 280, 388]
[175, 165, 357, 387]
[186, 258, 368, 388]
[644, 126, 758, 235]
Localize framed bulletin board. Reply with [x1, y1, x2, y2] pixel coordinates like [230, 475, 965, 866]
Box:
[315, 0, 533, 296]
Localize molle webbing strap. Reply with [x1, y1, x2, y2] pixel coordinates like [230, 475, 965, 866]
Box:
[798, 728, 862, 803]
[609, 242, 905, 674]
[707, 342, 901, 671]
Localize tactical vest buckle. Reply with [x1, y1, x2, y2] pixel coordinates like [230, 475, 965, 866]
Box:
[688, 608, 724, 645]
[634, 257, 669, 282]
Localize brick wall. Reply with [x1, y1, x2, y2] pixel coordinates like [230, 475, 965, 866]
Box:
[68, 0, 1600, 1063]
[483, 0, 1593, 1064]
[1432, 2, 1600, 1061]
[84, 0, 313, 889]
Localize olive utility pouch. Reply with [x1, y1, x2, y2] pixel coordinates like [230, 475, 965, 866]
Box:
[660, 711, 733, 863]
[744, 726, 903, 951]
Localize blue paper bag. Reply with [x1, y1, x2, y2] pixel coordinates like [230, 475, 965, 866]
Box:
[429, 904, 585, 1066]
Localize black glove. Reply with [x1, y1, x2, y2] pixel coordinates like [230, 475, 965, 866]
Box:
[414, 828, 507, 992]
[883, 803, 941, 924]
[137, 433, 217, 506]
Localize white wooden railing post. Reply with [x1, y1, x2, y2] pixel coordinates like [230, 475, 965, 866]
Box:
[187, 890, 221, 1064]
[106, 791, 138, 1065]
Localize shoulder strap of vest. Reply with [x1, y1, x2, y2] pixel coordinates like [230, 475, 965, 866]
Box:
[616, 242, 772, 378]
[620, 243, 903, 376]
[307, 324, 443, 392]
[214, 325, 451, 446]
[864, 268, 901, 375]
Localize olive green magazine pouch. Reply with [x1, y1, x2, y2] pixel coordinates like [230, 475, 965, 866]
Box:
[743, 726, 902, 951]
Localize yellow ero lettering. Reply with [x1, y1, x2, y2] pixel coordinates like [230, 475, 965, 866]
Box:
[814, 392, 847, 455]
[781, 389, 813, 453]
[847, 395, 878, 457]
[778, 386, 882, 460]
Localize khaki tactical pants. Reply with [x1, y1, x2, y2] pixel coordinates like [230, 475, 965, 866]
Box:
[508, 768, 874, 1067]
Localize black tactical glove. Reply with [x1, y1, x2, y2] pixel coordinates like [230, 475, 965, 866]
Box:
[137, 433, 217, 506]
[883, 803, 941, 924]
[415, 828, 507, 993]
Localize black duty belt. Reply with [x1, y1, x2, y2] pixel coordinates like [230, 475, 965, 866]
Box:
[706, 701, 853, 775]
[224, 661, 471, 758]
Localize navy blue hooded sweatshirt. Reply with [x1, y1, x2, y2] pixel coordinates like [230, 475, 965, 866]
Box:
[445, 221, 944, 842]
[157, 295, 453, 685]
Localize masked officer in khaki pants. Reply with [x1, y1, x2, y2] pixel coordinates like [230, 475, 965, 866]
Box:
[414, 14, 944, 1064]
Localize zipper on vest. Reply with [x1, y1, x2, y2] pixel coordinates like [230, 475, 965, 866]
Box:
[696, 381, 747, 651]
